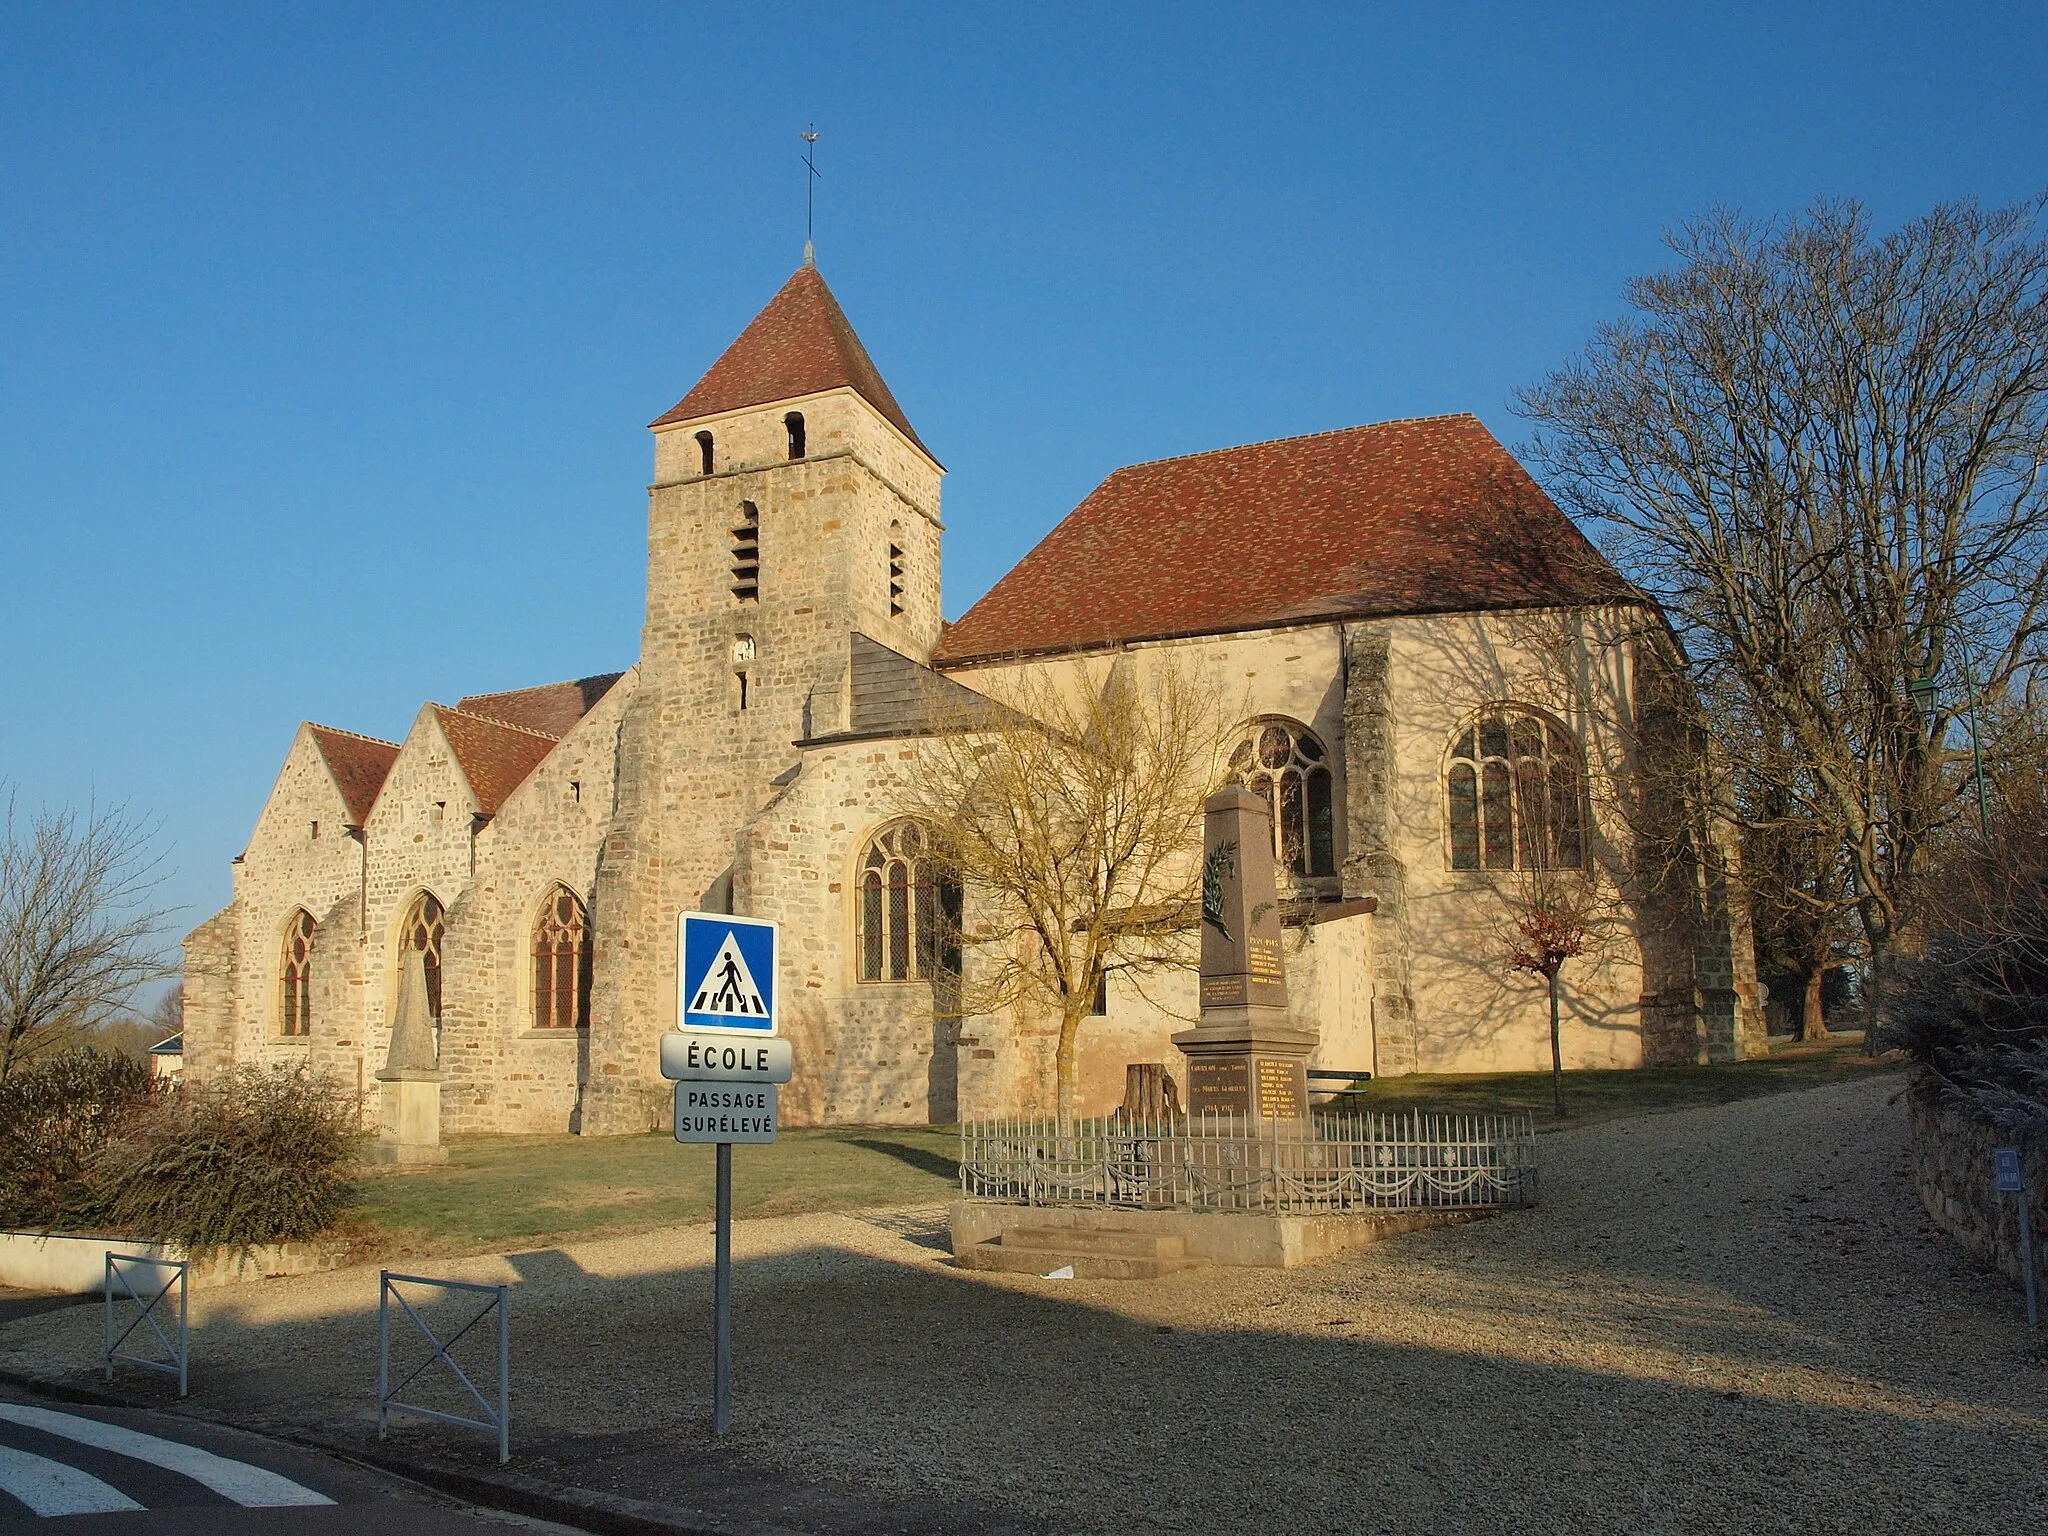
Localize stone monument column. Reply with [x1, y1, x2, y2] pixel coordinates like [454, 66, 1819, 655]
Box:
[1172, 786, 1317, 1119]
[374, 948, 448, 1167]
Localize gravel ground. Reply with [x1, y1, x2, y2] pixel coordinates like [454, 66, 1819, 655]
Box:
[4, 1074, 2042, 1535]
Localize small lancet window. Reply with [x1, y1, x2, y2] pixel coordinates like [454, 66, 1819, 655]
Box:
[731, 501, 759, 603]
[532, 886, 592, 1030]
[888, 521, 905, 618]
[1445, 709, 1584, 871]
[784, 411, 806, 459]
[695, 431, 715, 476]
[280, 909, 316, 1036]
[402, 891, 447, 1020]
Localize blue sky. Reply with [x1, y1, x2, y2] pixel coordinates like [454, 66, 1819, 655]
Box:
[3, 2, 2043, 977]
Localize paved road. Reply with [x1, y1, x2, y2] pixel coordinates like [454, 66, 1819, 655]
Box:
[0, 1390, 575, 1534]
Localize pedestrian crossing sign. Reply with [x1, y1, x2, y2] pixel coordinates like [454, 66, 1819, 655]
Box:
[678, 912, 777, 1035]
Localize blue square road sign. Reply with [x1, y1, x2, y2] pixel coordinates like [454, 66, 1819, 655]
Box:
[678, 912, 778, 1035]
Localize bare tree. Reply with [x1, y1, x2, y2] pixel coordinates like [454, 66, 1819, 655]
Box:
[897, 655, 1234, 1127]
[1500, 859, 1617, 1119]
[0, 795, 175, 1085]
[1520, 197, 2048, 1026]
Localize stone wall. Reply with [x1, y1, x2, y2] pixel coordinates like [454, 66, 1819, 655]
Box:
[1909, 1073, 2047, 1298]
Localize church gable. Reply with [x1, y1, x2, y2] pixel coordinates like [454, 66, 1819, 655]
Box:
[933, 414, 1637, 667]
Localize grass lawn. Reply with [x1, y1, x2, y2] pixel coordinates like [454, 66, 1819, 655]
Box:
[350, 1036, 1905, 1256]
[350, 1124, 959, 1258]
[1327, 1031, 1906, 1129]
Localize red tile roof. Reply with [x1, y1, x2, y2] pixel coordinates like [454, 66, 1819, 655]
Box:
[433, 707, 561, 817]
[305, 725, 400, 825]
[932, 415, 1638, 666]
[457, 672, 625, 738]
[649, 265, 930, 457]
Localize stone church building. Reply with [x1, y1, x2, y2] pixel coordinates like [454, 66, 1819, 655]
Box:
[181, 261, 1763, 1135]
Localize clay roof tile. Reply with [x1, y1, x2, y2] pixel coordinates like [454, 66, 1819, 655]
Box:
[304, 725, 401, 825]
[649, 265, 929, 456]
[432, 707, 561, 818]
[456, 672, 626, 738]
[933, 415, 1636, 666]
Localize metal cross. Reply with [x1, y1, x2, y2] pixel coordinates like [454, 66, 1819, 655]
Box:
[801, 126, 821, 257]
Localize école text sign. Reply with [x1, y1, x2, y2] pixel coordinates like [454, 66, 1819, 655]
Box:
[674, 1083, 778, 1144]
[660, 1032, 793, 1084]
[678, 913, 777, 1036]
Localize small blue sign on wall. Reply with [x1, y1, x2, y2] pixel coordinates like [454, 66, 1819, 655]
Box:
[1995, 1146, 2024, 1193]
[677, 913, 778, 1036]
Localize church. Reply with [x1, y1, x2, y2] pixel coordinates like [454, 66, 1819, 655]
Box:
[180, 260, 1763, 1136]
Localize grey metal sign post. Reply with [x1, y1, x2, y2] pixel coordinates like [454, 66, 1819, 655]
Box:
[1994, 1147, 2037, 1329]
[667, 912, 790, 1436]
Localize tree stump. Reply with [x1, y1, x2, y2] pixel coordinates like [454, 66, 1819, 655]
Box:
[1119, 1062, 1183, 1123]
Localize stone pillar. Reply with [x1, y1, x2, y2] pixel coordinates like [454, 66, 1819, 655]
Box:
[373, 949, 447, 1168]
[1172, 787, 1317, 1118]
[1340, 624, 1417, 1074]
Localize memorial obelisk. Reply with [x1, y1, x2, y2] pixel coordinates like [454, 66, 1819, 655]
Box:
[1172, 785, 1317, 1119]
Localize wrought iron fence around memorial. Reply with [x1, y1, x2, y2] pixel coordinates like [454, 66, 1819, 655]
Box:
[959, 1110, 1538, 1214]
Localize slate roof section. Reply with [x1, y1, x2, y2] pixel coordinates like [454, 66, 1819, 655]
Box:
[457, 672, 625, 738]
[433, 707, 561, 817]
[305, 725, 401, 825]
[932, 415, 1638, 667]
[649, 265, 931, 458]
[805, 634, 1012, 743]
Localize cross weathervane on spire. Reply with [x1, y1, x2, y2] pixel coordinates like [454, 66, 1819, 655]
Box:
[801, 126, 820, 267]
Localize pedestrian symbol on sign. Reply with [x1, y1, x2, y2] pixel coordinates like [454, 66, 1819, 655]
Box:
[677, 912, 778, 1036]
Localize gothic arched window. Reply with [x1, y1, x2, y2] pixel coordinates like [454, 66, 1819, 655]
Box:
[532, 886, 592, 1030]
[280, 909, 315, 1036]
[784, 411, 806, 459]
[856, 822, 960, 982]
[401, 891, 447, 1020]
[1445, 708, 1584, 871]
[1229, 719, 1336, 879]
[694, 430, 714, 475]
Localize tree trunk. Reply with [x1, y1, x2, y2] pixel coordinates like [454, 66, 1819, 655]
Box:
[1799, 967, 1828, 1042]
[1054, 1005, 1085, 1133]
[1548, 969, 1566, 1120]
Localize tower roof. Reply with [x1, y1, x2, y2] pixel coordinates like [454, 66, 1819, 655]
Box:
[651, 265, 930, 457]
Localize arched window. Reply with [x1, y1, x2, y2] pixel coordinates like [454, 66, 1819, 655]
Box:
[887, 520, 905, 617]
[532, 886, 591, 1030]
[784, 411, 806, 459]
[1229, 719, 1336, 879]
[1445, 708, 1584, 871]
[280, 909, 315, 1036]
[401, 891, 447, 1019]
[731, 501, 759, 603]
[856, 822, 960, 982]
[694, 430, 714, 475]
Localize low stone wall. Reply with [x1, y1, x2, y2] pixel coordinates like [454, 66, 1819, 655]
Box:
[1907, 1071, 2046, 1296]
[0, 1232, 345, 1294]
[950, 1200, 1484, 1269]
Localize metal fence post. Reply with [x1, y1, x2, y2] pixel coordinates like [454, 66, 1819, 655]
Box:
[376, 1272, 390, 1439]
[497, 1283, 510, 1464]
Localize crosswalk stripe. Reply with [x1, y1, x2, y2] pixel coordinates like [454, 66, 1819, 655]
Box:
[0, 1403, 334, 1508]
[0, 1442, 146, 1516]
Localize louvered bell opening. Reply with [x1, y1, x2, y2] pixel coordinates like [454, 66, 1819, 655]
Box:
[888, 543, 904, 617]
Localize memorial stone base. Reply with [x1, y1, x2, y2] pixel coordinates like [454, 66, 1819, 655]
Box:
[373, 1069, 448, 1168]
[1172, 1010, 1317, 1121]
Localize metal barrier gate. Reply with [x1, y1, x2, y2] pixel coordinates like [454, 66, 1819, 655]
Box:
[103, 1253, 187, 1397]
[376, 1271, 509, 1463]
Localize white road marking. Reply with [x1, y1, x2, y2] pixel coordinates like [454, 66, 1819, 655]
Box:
[0, 1442, 144, 1516]
[0, 1402, 335, 1508]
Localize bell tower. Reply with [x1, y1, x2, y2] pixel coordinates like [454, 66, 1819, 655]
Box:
[581, 261, 944, 1133]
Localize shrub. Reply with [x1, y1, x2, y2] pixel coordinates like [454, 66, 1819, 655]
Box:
[0, 1048, 158, 1229]
[1891, 805, 2048, 1134]
[83, 1064, 362, 1252]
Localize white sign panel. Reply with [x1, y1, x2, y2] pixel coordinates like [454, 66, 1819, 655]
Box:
[673, 1082, 777, 1144]
[660, 1032, 793, 1084]
[677, 912, 777, 1036]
